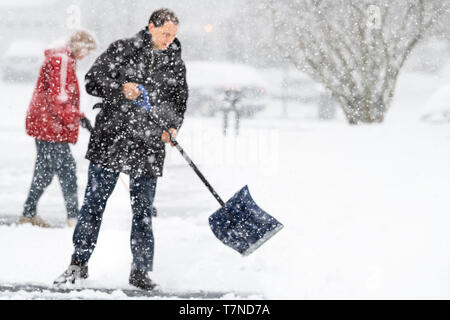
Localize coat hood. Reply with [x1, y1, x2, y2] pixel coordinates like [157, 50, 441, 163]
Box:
[44, 45, 73, 59]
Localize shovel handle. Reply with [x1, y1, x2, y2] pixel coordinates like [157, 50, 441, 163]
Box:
[167, 132, 226, 207]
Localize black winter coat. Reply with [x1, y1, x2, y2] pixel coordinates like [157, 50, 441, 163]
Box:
[84, 28, 188, 177]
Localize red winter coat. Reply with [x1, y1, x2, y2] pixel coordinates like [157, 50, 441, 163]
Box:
[26, 45, 83, 144]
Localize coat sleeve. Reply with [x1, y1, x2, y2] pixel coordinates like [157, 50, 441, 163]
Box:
[166, 60, 189, 130]
[45, 55, 81, 126]
[85, 40, 130, 101]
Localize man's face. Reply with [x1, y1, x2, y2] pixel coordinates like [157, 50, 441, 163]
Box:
[148, 21, 179, 51]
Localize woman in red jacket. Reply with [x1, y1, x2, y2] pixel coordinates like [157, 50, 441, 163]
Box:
[20, 31, 97, 228]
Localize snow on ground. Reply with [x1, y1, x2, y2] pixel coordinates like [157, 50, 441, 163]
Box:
[1, 67, 450, 299]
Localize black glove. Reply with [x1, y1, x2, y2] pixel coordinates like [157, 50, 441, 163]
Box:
[80, 117, 93, 133]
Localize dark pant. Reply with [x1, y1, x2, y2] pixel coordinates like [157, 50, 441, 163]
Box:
[72, 162, 157, 272]
[23, 139, 78, 219]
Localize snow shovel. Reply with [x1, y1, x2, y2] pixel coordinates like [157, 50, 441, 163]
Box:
[134, 85, 284, 256]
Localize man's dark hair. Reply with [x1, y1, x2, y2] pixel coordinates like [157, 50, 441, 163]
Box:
[149, 8, 179, 27]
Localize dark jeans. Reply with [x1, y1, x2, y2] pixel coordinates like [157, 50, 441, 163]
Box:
[72, 162, 157, 272]
[23, 140, 78, 219]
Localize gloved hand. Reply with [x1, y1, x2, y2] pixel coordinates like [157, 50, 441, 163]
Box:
[80, 117, 93, 132]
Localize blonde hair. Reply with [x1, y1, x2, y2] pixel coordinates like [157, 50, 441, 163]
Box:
[69, 30, 97, 52]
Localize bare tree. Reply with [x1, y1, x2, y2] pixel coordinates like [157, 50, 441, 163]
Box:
[268, 0, 449, 124]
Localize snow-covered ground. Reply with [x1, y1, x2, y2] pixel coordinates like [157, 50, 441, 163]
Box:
[2, 66, 450, 300]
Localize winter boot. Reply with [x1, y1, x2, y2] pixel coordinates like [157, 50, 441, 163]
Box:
[18, 215, 51, 228]
[53, 258, 88, 287]
[129, 269, 157, 291]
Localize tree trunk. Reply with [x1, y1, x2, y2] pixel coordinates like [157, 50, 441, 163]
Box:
[340, 95, 386, 124]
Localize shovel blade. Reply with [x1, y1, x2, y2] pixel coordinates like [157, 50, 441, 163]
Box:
[208, 186, 284, 256]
